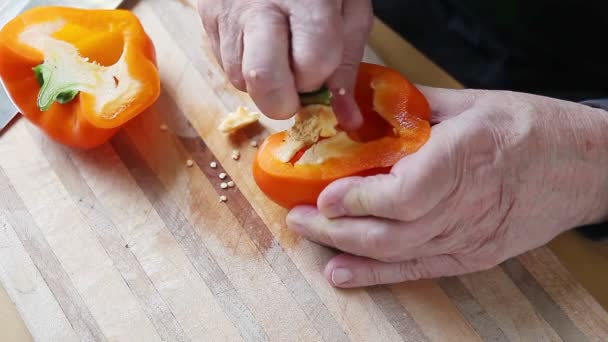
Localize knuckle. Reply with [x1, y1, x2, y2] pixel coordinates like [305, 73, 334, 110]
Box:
[366, 263, 383, 285]
[399, 259, 429, 281]
[198, 1, 219, 32]
[242, 4, 285, 30]
[244, 68, 284, 94]
[352, 188, 373, 215]
[319, 226, 340, 249]
[391, 177, 422, 221]
[291, 13, 342, 76]
[197, 0, 213, 14]
[352, 8, 374, 34]
[223, 59, 242, 76]
[200, 15, 218, 37]
[399, 260, 421, 281]
[361, 226, 390, 257]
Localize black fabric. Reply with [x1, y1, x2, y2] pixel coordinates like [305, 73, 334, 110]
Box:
[371, 0, 608, 102]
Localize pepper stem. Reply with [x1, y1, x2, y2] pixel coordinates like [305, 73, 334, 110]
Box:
[299, 87, 332, 106]
[34, 62, 81, 111]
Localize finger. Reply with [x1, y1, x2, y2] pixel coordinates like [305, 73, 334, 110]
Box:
[218, 14, 245, 91]
[197, 0, 221, 65]
[326, 0, 374, 131]
[416, 86, 484, 123]
[317, 122, 460, 221]
[242, 10, 300, 119]
[324, 253, 470, 288]
[286, 206, 445, 262]
[289, 0, 344, 92]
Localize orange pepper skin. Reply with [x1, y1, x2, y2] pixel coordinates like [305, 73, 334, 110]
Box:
[253, 62, 431, 209]
[0, 7, 160, 149]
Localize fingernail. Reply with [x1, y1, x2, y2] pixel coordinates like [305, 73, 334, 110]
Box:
[332, 268, 353, 286]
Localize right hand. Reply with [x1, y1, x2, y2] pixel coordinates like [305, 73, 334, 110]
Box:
[197, 0, 374, 130]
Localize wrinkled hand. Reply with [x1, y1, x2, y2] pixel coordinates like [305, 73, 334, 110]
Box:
[198, 0, 373, 130]
[287, 87, 608, 287]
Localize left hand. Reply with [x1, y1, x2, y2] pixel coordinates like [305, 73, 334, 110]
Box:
[286, 86, 608, 288]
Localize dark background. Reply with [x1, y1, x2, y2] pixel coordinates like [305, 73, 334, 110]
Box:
[372, 0, 608, 103]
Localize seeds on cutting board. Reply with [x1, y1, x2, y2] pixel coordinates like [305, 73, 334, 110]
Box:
[219, 172, 227, 180]
[219, 195, 227, 203]
[210, 161, 218, 169]
[227, 181, 235, 188]
[220, 182, 228, 189]
[186, 159, 194, 167]
[250, 140, 258, 148]
[232, 150, 240, 160]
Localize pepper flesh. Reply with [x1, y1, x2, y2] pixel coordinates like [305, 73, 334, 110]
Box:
[253, 62, 431, 209]
[0, 6, 160, 149]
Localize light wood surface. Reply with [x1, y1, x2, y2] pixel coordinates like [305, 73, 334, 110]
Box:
[1, 1, 608, 341]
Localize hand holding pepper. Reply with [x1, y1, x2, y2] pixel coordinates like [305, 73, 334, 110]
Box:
[197, 0, 373, 130]
[285, 87, 608, 287]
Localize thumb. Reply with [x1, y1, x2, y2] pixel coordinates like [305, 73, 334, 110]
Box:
[324, 253, 471, 288]
[317, 120, 462, 221]
[416, 86, 484, 123]
[326, 0, 374, 131]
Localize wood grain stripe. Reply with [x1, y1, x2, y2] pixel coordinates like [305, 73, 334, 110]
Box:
[0, 167, 106, 342]
[0, 209, 78, 342]
[437, 277, 509, 342]
[367, 286, 429, 341]
[110, 131, 269, 342]
[502, 259, 587, 342]
[180, 135, 349, 342]
[33, 136, 188, 342]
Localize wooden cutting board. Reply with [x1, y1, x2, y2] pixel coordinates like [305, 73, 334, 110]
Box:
[1, 1, 607, 341]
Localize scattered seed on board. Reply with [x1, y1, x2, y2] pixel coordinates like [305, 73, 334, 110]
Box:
[160, 124, 168, 131]
[232, 150, 240, 160]
[219, 172, 227, 180]
[227, 181, 235, 188]
[250, 140, 258, 148]
[219, 195, 227, 203]
[210, 161, 218, 169]
[186, 159, 194, 167]
[220, 182, 228, 189]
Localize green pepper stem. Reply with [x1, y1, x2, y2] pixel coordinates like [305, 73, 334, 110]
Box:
[34, 62, 80, 111]
[299, 87, 332, 106]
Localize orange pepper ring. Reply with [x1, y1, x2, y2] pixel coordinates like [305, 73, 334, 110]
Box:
[253, 62, 432, 209]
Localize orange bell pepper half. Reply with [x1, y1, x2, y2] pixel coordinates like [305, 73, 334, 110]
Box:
[0, 6, 160, 149]
[253, 62, 432, 209]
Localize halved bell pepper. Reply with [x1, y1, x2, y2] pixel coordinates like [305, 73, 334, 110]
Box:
[253, 62, 431, 209]
[0, 6, 160, 149]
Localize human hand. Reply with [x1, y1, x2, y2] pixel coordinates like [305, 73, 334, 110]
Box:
[286, 87, 608, 287]
[197, 0, 373, 130]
